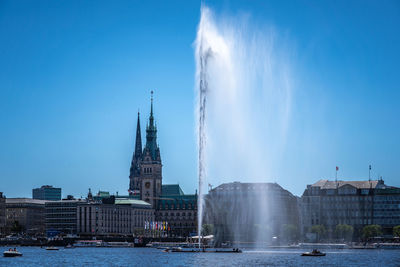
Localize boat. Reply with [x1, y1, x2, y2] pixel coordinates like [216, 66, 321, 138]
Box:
[74, 240, 104, 247]
[45, 246, 59, 251]
[3, 249, 22, 257]
[167, 247, 242, 253]
[301, 249, 326, 256]
[65, 244, 75, 249]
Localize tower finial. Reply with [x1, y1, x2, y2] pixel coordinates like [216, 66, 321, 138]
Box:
[150, 90, 154, 117]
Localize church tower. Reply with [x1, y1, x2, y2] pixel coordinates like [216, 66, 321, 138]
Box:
[129, 91, 162, 207]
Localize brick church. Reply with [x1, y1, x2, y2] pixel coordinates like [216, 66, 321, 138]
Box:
[129, 92, 197, 237]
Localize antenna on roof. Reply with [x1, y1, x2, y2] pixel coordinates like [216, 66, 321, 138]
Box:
[369, 164, 372, 182]
[335, 166, 339, 189]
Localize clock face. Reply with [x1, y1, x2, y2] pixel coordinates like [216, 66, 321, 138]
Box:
[145, 182, 151, 189]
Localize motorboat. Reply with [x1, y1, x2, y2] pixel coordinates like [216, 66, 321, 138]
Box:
[301, 249, 326, 256]
[45, 246, 59, 251]
[65, 244, 75, 249]
[3, 249, 23, 257]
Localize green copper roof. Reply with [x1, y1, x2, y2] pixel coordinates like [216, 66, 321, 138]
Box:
[97, 191, 110, 197]
[162, 184, 184, 196]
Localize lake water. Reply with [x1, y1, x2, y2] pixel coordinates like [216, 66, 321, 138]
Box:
[1, 247, 399, 266]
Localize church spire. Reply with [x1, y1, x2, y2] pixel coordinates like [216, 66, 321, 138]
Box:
[129, 111, 142, 191]
[135, 111, 142, 157]
[149, 90, 154, 128]
[145, 90, 158, 161]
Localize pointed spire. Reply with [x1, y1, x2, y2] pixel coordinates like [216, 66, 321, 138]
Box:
[145, 90, 158, 161]
[150, 90, 154, 116]
[149, 90, 154, 128]
[135, 111, 142, 157]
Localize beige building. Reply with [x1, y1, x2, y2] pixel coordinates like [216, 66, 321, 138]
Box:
[301, 178, 400, 238]
[77, 198, 154, 236]
[6, 198, 46, 234]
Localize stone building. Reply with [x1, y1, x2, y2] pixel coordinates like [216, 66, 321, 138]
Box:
[129, 91, 162, 207]
[5, 198, 46, 234]
[301, 178, 400, 238]
[204, 182, 300, 246]
[156, 184, 197, 237]
[77, 198, 154, 236]
[127, 92, 198, 237]
[0, 193, 5, 234]
[45, 198, 81, 236]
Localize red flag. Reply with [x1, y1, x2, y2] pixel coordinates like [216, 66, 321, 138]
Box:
[336, 166, 339, 171]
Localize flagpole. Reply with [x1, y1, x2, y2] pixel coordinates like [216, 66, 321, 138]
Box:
[335, 166, 338, 189]
[369, 165, 371, 182]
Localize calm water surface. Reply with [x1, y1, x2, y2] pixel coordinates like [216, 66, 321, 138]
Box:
[0, 247, 399, 267]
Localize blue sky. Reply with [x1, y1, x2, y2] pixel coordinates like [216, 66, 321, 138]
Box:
[0, 0, 399, 198]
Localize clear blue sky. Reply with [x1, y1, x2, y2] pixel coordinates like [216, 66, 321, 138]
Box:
[1, 0, 399, 198]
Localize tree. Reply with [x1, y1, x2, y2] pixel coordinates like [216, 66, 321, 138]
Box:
[393, 225, 400, 237]
[11, 221, 23, 233]
[282, 224, 299, 242]
[201, 224, 214, 236]
[362, 225, 382, 240]
[311, 225, 326, 242]
[335, 224, 354, 241]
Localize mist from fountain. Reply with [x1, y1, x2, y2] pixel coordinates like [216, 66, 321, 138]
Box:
[195, 5, 293, 246]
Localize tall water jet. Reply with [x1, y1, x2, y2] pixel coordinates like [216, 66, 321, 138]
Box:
[195, 6, 213, 244]
[195, 5, 294, 246]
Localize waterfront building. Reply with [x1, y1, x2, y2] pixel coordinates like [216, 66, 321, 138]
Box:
[5, 198, 46, 235]
[77, 197, 154, 236]
[156, 184, 197, 237]
[205, 182, 300, 245]
[301, 178, 400, 238]
[0, 193, 5, 234]
[45, 197, 82, 236]
[33, 185, 62, 201]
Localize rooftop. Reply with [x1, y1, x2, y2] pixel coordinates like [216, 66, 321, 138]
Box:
[6, 198, 47, 205]
[311, 179, 383, 189]
[161, 184, 184, 197]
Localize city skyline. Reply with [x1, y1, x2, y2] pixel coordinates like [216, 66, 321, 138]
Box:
[1, 0, 400, 198]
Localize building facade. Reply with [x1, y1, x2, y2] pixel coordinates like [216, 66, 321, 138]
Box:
[301, 179, 400, 238]
[77, 198, 154, 236]
[204, 182, 300, 245]
[156, 185, 197, 237]
[45, 198, 81, 236]
[33, 185, 62, 201]
[5, 198, 46, 235]
[0, 193, 5, 234]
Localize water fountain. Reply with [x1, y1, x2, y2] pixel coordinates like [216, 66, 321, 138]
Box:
[195, 5, 295, 247]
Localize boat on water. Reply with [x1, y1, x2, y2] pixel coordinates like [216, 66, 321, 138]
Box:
[301, 249, 326, 256]
[164, 247, 242, 253]
[3, 249, 23, 257]
[74, 240, 104, 247]
[65, 244, 75, 249]
[45, 246, 59, 251]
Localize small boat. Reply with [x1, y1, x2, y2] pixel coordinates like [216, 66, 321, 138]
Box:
[65, 244, 74, 249]
[301, 249, 326, 256]
[3, 249, 23, 257]
[215, 248, 242, 253]
[45, 246, 59, 251]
